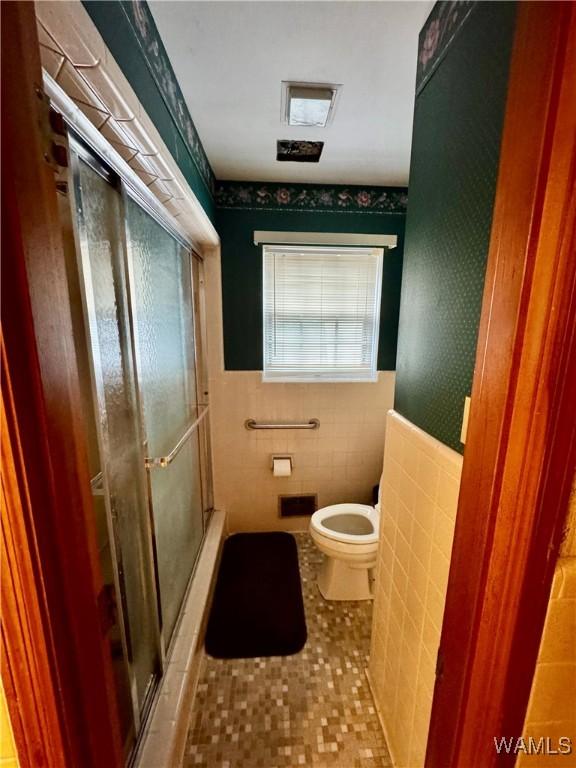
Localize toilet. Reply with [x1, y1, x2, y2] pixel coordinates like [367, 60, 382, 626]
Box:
[309, 502, 380, 601]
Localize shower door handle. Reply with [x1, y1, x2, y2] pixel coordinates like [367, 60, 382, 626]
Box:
[144, 406, 209, 469]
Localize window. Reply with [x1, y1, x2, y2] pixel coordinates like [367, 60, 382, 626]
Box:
[263, 245, 383, 382]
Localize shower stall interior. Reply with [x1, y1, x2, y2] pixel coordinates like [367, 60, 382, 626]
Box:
[62, 130, 213, 760]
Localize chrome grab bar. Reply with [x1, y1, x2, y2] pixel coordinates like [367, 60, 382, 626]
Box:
[244, 418, 320, 431]
[145, 406, 209, 469]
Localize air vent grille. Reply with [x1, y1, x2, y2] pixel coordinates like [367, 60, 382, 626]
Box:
[279, 494, 317, 517]
[276, 140, 324, 163]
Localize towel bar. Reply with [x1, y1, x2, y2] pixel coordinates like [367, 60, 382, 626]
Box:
[145, 406, 209, 468]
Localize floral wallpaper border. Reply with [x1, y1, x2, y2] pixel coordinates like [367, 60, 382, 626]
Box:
[120, 0, 216, 194]
[417, 1, 477, 95]
[215, 182, 408, 214]
[92, 1, 411, 214]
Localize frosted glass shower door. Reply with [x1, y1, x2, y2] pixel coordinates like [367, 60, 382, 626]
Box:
[72, 154, 161, 722]
[125, 197, 205, 646]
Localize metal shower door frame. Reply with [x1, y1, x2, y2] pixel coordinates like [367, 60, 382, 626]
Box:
[67, 123, 214, 715]
[67, 134, 164, 736]
[121, 183, 209, 657]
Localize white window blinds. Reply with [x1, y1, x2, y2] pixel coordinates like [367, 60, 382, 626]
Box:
[263, 245, 384, 382]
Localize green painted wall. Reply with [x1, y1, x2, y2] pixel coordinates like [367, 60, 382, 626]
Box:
[394, 1, 516, 453]
[217, 205, 406, 371]
[82, 0, 216, 220]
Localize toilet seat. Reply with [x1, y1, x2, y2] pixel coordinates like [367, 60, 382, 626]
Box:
[310, 503, 379, 545]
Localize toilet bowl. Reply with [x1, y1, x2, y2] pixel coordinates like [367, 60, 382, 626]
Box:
[309, 503, 380, 601]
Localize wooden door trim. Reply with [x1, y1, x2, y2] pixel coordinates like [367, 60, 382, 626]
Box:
[426, 2, 576, 766]
[1, 341, 69, 768]
[1, 3, 123, 766]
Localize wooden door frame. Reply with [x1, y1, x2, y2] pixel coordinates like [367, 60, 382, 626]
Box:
[1, 342, 69, 768]
[426, 2, 576, 766]
[1, 3, 123, 766]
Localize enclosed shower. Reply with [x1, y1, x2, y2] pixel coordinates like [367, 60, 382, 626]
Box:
[62, 131, 213, 759]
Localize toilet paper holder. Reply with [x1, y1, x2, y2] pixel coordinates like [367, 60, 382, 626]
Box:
[271, 454, 293, 470]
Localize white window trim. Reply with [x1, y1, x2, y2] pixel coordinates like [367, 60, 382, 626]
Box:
[254, 231, 397, 248]
[262, 244, 384, 384]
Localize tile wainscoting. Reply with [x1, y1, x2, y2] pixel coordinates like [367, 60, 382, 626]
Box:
[516, 558, 576, 768]
[210, 372, 395, 533]
[368, 410, 463, 768]
[517, 483, 576, 767]
[0, 681, 18, 768]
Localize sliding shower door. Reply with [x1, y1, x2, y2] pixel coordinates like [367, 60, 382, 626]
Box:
[125, 197, 205, 647]
[69, 133, 212, 755]
[72, 151, 161, 725]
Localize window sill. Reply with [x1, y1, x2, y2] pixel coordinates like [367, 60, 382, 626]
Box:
[261, 374, 380, 384]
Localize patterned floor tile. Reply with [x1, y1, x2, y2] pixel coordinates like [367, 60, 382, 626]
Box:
[184, 533, 391, 768]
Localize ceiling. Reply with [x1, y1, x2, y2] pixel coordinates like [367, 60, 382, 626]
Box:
[149, 1, 433, 187]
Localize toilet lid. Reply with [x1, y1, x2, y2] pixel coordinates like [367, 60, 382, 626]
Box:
[311, 503, 379, 545]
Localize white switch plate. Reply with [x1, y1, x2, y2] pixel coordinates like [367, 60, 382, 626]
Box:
[460, 396, 471, 444]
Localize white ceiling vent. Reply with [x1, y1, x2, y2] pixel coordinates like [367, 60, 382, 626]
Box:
[281, 81, 341, 128]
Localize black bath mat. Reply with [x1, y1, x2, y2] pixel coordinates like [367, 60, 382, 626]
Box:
[205, 532, 307, 659]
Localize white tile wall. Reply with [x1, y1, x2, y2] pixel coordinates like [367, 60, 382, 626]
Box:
[368, 410, 463, 768]
[516, 482, 576, 768]
[516, 558, 576, 768]
[210, 372, 395, 532]
[0, 681, 18, 768]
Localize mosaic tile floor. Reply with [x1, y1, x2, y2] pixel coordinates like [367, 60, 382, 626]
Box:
[185, 533, 392, 768]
